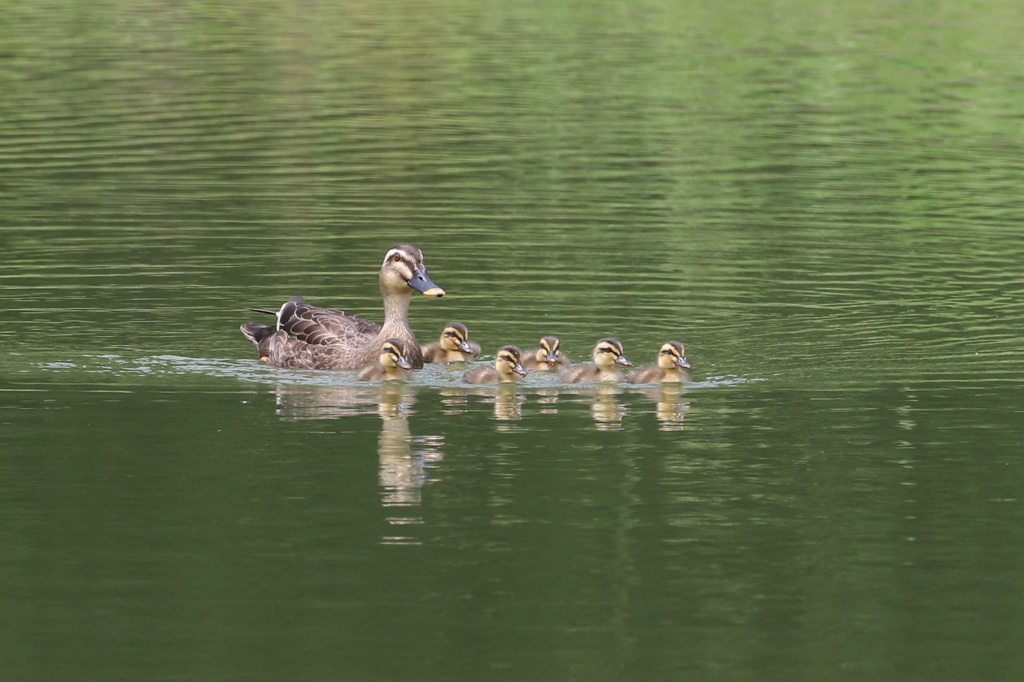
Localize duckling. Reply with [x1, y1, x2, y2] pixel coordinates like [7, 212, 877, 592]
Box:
[355, 338, 413, 381]
[240, 243, 445, 370]
[559, 338, 633, 383]
[626, 341, 691, 384]
[421, 322, 481, 363]
[521, 335, 570, 371]
[462, 346, 527, 384]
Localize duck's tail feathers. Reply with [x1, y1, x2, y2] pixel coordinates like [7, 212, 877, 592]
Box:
[240, 322, 277, 345]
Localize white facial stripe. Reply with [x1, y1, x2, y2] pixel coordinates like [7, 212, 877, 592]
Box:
[382, 248, 420, 284]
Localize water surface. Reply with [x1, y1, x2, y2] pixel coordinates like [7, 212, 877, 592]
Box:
[2, 1, 1024, 680]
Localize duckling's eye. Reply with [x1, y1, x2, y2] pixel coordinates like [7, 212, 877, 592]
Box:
[391, 254, 402, 263]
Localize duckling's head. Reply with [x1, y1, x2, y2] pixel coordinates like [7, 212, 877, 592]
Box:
[535, 335, 563, 365]
[657, 340, 691, 371]
[380, 338, 413, 370]
[440, 322, 473, 353]
[592, 338, 632, 369]
[380, 243, 445, 297]
[495, 345, 527, 380]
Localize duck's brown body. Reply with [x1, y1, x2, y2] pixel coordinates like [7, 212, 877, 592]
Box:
[240, 244, 443, 370]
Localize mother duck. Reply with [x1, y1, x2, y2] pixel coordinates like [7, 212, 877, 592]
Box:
[240, 244, 445, 370]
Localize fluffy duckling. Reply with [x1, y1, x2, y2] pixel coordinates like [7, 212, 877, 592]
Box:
[559, 338, 632, 383]
[421, 322, 481, 363]
[355, 338, 413, 381]
[626, 341, 691, 384]
[521, 335, 569, 371]
[462, 346, 527, 384]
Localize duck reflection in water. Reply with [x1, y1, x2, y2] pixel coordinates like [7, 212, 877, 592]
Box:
[266, 382, 444, 524]
[587, 384, 629, 431]
[629, 383, 690, 431]
[454, 381, 527, 427]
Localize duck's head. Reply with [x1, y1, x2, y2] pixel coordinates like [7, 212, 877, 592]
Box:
[380, 338, 413, 371]
[440, 322, 473, 353]
[535, 336, 563, 365]
[593, 338, 632, 369]
[657, 340, 691, 370]
[495, 345, 527, 380]
[381, 244, 445, 297]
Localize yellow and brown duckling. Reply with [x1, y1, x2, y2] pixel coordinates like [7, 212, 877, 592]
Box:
[558, 338, 632, 383]
[462, 345, 527, 384]
[421, 322, 481, 363]
[626, 341, 691, 384]
[521, 335, 569, 371]
[355, 338, 413, 381]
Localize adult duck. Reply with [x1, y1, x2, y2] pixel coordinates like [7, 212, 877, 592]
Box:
[240, 244, 444, 370]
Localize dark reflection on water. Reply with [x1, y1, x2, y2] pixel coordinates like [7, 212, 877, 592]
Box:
[256, 374, 701, 539]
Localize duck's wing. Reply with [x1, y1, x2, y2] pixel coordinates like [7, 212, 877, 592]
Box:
[277, 296, 381, 346]
[241, 326, 366, 370]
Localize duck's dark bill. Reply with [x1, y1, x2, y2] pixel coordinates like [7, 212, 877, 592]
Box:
[408, 271, 445, 296]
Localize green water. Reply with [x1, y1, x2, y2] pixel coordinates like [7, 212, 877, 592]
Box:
[3, 1, 1024, 680]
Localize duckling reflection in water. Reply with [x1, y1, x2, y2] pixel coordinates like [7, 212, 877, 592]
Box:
[462, 345, 527, 384]
[421, 322, 481, 363]
[355, 338, 413, 381]
[559, 338, 632, 383]
[521, 335, 569, 371]
[626, 341, 691, 384]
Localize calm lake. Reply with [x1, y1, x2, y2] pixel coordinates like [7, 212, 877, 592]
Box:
[3, 1, 1024, 680]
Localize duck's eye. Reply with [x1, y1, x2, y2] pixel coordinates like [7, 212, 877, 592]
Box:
[392, 254, 402, 263]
